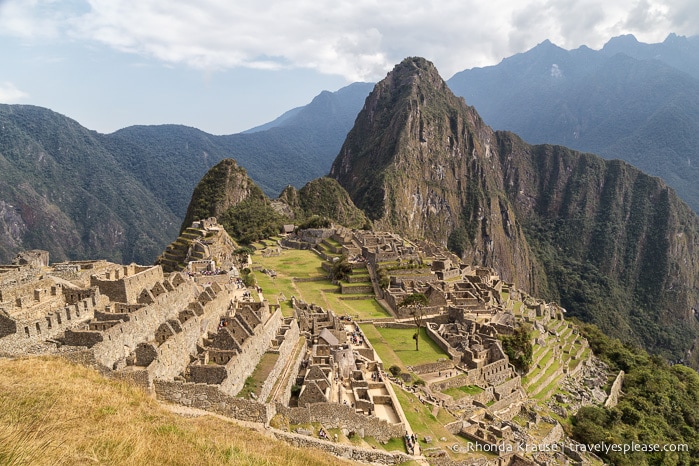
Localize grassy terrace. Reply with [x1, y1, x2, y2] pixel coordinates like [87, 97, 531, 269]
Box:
[442, 385, 484, 400]
[252, 247, 391, 319]
[393, 386, 495, 461]
[359, 324, 449, 370]
[237, 352, 279, 399]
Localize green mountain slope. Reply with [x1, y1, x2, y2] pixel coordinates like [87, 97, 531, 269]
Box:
[182, 160, 367, 245]
[330, 57, 699, 367]
[0, 104, 179, 264]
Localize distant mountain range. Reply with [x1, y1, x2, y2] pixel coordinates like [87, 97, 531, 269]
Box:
[448, 33, 699, 212]
[0, 83, 371, 264]
[4, 33, 698, 265]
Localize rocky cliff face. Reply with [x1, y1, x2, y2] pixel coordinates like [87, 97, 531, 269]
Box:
[499, 136, 699, 364]
[330, 57, 699, 366]
[330, 57, 537, 289]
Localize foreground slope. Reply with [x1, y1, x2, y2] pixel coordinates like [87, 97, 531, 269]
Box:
[330, 57, 699, 366]
[0, 357, 350, 466]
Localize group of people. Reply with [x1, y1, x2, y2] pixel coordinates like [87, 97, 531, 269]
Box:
[318, 428, 329, 440]
[349, 324, 364, 346]
[405, 432, 418, 454]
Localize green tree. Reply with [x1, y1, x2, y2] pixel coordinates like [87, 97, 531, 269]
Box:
[331, 256, 353, 282]
[399, 293, 428, 351]
[499, 324, 533, 373]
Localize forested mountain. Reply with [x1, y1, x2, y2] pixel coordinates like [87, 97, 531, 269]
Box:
[102, 82, 373, 217]
[0, 83, 370, 264]
[0, 104, 179, 264]
[180, 159, 367, 246]
[447, 34, 699, 212]
[330, 57, 699, 367]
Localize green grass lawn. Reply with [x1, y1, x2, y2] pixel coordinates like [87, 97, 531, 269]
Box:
[252, 248, 391, 319]
[442, 385, 484, 400]
[360, 324, 448, 369]
[359, 323, 405, 370]
[377, 326, 449, 367]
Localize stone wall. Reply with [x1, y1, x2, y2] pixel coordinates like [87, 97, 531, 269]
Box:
[259, 318, 300, 403]
[430, 373, 479, 392]
[425, 323, 461, 362]
[219, 308, 283, 396]
[486, 389, 525, 420]
[145, 289, 232, 381]
[340, 284, 373, 295]
[271, 430, 412, 465]
[277, 402, 404, 442]
[539, 422, 564, 446]
[410, 360, 455, 375]
[66, 278, 198, 368]
[0, 292, 101, 353]
[275, 337, 307, 406]
[154, 380, 275, 423]
[493, 376, 521, 400]
[90, 265, 164, 304]
[604, 370, 625, 408]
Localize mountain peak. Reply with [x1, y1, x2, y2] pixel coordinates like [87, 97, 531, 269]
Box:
[601, 34, 641, 55]
[329, 58, 535, 287]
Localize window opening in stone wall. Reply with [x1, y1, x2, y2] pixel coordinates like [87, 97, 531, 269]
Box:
[35, 322, 41, 334]
[66, 309, 71, 320]
[46, 317, 52, 329]
[56, 313, 62, 325]
[24, 326, 30, 337]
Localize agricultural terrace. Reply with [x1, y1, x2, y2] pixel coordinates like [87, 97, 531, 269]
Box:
[392, 385, 496, 462]
[251, 242, 391, 319]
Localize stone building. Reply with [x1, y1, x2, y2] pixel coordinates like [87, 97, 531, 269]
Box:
[187, 300, 283, 397]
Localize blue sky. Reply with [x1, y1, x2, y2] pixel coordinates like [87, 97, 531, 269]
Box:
[1, 0, 698, 135]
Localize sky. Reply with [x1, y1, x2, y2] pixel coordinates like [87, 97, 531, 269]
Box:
[1, 0, 698, 135]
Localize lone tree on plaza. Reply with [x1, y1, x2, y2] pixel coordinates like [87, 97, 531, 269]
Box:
[399, 292, 428, 351]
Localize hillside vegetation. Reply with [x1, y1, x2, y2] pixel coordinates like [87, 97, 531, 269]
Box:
[572, 322, 699, 465]
[182, 161, 367, 245]
[0, 356, 351, 466]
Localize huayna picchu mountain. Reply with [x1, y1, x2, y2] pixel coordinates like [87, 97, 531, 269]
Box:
[330, 57, 699, 367]
[181, 159, 368, 246]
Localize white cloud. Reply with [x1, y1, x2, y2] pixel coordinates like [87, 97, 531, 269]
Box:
[0, 82, 28, 103]
[1, 0, 697, 81]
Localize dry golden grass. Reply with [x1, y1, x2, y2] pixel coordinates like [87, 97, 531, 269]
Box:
[0, 356, 352, 466]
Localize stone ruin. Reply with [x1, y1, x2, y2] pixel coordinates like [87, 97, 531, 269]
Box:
[292, 297, 404, 426]
[186, 299, 284, 397]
